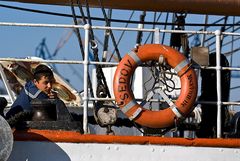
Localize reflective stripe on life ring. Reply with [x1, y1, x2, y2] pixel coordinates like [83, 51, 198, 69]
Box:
[113, 44, 198, 128]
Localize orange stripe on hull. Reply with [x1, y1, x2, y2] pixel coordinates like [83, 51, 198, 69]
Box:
[13, 129, 240, 148]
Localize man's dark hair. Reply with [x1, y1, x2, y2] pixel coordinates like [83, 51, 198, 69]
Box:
[33, 64, 54, 81]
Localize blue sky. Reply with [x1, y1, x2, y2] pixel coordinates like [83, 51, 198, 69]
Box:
[0, 1, 159, 91]
[0, 2, 87, 90]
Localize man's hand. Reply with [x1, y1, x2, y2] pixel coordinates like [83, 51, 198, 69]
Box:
[48, 89, 58, 99]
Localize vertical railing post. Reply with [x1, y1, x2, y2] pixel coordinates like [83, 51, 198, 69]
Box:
[215, 30, 222, 138]
[83, 24, 90, 134]
[154, 28, 160, 44]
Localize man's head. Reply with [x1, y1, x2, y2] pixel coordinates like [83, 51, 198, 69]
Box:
[33, 64, 55, 94]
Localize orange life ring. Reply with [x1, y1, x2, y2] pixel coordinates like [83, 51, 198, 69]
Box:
[113, 44, 198, 128]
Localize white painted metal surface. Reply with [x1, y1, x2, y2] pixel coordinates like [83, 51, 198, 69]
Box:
[83, 24, 90, 134]
[8, 141, 240, 161]
[92, 67, 144, 99]
[215, 30, 222, 138]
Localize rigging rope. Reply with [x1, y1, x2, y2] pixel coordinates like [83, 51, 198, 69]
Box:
[170, 13, 190, 58]
[77, 0, 111, 98]
[144, 12, 162, 44]
[102, 9, 112, 62]
[108, 11, 135, 62]
[135, 11, 146, 47]
[98, 0, 122, 61]
[68, 0, 96, 113]
[162, 13, 170, 44]
[69, 0, 85, 58]
[170, 13, 186, 50]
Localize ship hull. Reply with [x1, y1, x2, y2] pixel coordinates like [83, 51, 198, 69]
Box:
[7, 129, 240, 161]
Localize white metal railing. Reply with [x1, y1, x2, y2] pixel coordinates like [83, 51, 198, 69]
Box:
[0, 22, 240, 137]
[83, 24, 90, 133]
[215, 30, 222, 138]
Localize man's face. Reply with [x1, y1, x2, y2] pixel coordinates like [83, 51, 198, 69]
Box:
[34, 76, 54, 94]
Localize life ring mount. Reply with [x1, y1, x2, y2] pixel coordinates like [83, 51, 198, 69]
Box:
[113, 44, 198, 128]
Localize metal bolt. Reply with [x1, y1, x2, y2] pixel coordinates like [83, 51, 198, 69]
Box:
[106, 146, 110, 150]
[114, 146, 119, 151]
[151, 148, 155, 152]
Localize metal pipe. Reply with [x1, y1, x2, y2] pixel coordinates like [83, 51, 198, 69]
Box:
[83, 24, 90, 134]
[0, 58, 84, 64]
[0, 22, 85, 29]
[1, 22, 240, 36]
[154, 28, 160, 44]
[3, 58, 240, 70]
[0, 58, 119, 66]
[215, 30, 222, 138]
[84, 98, 240, 106]
[200, 66, 240, 71]
[87, 96, 240, 106]
[2, 22, 239, 36]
